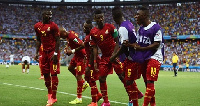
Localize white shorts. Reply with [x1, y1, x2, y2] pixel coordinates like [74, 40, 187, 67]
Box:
[22, 56, 30, 64]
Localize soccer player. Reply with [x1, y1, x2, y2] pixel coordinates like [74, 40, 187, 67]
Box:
[125, 6, 164, 106]
[21, 56, 30, 74]
[83, 19, 102, 106]
[59, 27, 89, 104]
[34, 10, 60, 106]
[9, 54, 14, 65]
[90, 9, 125, 106]
[39, 45, 44, 79]
[111, 6, 143, 106]
[172, 52, 179, 76]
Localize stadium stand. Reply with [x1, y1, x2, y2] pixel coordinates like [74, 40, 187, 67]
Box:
[0, 1, 199, 68]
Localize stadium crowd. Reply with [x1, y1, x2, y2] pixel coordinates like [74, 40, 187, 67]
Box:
[164, 40, 200, 66]
[0, 2, 199, 37]
[0, 2, 200, 66]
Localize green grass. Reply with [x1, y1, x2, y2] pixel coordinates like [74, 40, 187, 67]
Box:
[0, 65, 200, 106]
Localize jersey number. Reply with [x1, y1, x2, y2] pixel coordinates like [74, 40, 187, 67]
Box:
[77, 66, 81, 72]
[100, 35, 103, 41]
[151, 67, 156, 77]
[128, 69, 131, 78]
[53, 64, 57, 72]
[90, 70, 93, 77]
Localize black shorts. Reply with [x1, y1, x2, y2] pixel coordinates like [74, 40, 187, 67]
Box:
[173, 63, 177, 68]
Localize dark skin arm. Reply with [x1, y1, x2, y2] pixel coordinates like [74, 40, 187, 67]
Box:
[65, 42, 85, 56]
[110, 37, 120, 62]
[34, 32, 41, 62]
[92, 45, 99, 72]
[124, 41, 160, 51]
[51, 35, 60, 64]
[110, 44, 127, 62]
[85, 46, 95, 75]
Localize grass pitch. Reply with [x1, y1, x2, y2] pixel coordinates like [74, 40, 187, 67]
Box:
[0, 65, 200, 106]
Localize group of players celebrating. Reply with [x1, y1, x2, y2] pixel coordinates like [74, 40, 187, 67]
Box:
[34, 6, 164, 106]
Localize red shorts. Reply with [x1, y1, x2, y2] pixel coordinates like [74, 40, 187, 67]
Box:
[124, 59, 141, 81]
[112, 58, 124, 75]
[85, 59, 100, 82]
[99, 56, 123, 77]
[141, 59, 161, 82]
[41, 51, 60, 75]
[70, 55, 85, 75]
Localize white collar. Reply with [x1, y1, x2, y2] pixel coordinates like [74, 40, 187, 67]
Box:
[144, 22, 156, 30]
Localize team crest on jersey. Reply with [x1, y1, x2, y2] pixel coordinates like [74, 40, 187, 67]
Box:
[105, 29, 109, 34]
[47, 27, 50, 31]
[94, 34, 97, 36]
[38, 28, 41, 31]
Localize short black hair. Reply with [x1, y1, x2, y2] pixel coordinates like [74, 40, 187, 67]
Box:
[42, 10, 52, 15]
[112, 6, 123, 18]
[138, 6, 149, 17]
[94, 9, 102, 15]
[85, 19, 92, 24]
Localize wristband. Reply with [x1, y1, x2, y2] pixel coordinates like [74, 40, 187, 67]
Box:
[54, 52, 58, 55]
[71, 49, 75, 54]
[94, 60, 97, 63]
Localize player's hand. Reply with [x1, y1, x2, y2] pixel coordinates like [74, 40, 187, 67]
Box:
[122, 40, 130, 47]
[94, 62, 99, 72]
[52, 55, 58, 64]
[34, 54, 39, 62]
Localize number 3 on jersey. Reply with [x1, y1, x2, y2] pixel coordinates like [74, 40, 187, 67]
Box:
[151, 67, 156, 77]
[100, 35, 103, 41]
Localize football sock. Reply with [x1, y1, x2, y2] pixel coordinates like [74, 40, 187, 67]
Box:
[150, 96, 156, 106]
[127, 81, 138, 106]
[89, 81, 98, 103]
[143, 83, 155, 106]
[100, 82, 109, 103]
[122, 79, 131, 101]
[77, 80, 83, 98]
[51, 76, 58, 99]
[27, 69, 29, 73]
[44, 75, 52, 94]
[22, 69, 25, 73]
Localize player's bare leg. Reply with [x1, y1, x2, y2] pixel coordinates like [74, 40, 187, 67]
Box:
[22, 64, 25, 73]
[26, 64, 30, 74]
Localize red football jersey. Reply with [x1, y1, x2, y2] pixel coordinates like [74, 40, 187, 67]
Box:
[66, 31, 86, 56]
[34, 21, 59, 51]
[84, 34, 91, 59]
[90, 23, 116, 57]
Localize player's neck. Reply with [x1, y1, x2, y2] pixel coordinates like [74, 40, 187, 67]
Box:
[43, 20, 50, 24]
[143, 20, 151, 27]
[97, 23, 104, 29]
